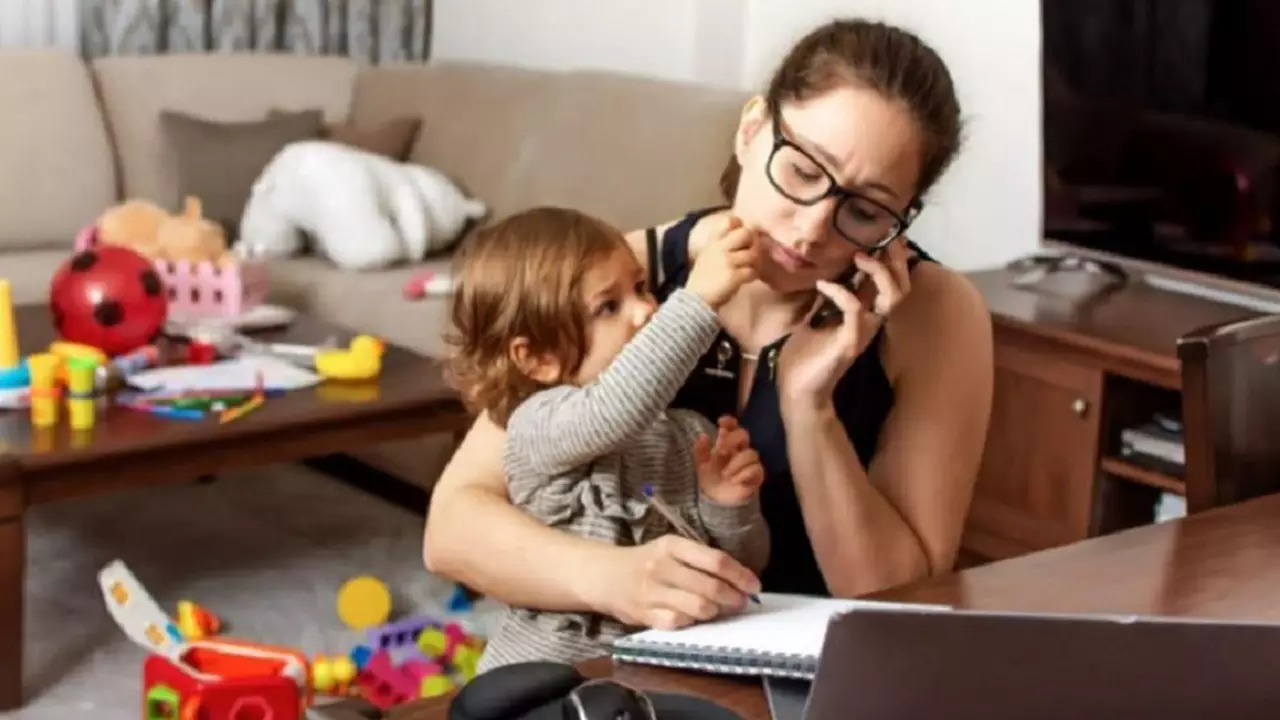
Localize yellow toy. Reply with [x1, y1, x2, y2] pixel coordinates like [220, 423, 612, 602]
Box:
[311, 655, 357, 694]
[155, 196, 234, 266]
[97, 198, 169, 259]
[315, 335, 385, 381]
[176, 600, 221, 640]
[26, 353, 60, 427]
[335, 576, 392, 631]
[0, 279, 16, 370]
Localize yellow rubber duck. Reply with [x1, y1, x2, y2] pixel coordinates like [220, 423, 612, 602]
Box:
[314, 334, 385, 381]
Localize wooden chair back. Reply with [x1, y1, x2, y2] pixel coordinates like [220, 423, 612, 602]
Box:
[1178, 314, 1280, 513]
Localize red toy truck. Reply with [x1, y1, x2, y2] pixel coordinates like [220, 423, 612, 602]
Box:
[100, 560, 313, 720]
[143, 639, 311, 720]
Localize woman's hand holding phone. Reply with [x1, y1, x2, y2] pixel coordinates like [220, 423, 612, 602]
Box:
[780, 238, 915, 402]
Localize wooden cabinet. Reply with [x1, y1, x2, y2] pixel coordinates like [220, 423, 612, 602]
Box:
[965, 337, 1103, 558]
[961, 268, 1261, 561]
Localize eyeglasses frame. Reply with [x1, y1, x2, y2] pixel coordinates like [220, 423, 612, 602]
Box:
[764, 100, 922, 250]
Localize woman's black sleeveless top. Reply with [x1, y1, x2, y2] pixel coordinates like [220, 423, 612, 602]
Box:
[645, 208, 929, 596]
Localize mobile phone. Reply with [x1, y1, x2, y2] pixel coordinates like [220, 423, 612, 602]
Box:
[808, 247, 882, 328]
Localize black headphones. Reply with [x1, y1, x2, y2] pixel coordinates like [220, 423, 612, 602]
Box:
[448, 661, 744, 720]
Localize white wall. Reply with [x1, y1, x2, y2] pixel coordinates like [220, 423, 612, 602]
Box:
[434, 0, 1044, 272]
[0, 0, 79, 50]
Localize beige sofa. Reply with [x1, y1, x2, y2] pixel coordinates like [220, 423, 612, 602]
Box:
[0, 49, 749, 489]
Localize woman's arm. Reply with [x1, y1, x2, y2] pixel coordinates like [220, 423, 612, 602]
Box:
[781, 265, 994, 597]
[423, 413, 615, 611]
[424, 385, 764, 626]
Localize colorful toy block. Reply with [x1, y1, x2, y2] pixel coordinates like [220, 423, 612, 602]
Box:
[366, 615, 434, 653]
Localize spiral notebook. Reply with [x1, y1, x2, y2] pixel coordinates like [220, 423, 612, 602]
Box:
[610, 592, 947, 680]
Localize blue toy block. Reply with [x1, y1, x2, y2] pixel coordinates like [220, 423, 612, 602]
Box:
[349, 644, 374, 670]
[446, 584, 480, 613]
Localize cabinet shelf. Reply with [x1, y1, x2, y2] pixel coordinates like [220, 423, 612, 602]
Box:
[1100, 457, 1185, 495]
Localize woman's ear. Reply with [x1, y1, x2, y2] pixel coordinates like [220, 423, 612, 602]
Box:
[734, 95, 769, 162]
[508, 337, 562, 385]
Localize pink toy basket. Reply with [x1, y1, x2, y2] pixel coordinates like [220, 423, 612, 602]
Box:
[74, 224, 269, 318]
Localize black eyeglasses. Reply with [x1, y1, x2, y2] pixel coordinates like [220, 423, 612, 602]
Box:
[562, 678, 658, 720]
[765, 104, 919, 250]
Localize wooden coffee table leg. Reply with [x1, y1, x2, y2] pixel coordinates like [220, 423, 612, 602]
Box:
[0, 510, 23, 710]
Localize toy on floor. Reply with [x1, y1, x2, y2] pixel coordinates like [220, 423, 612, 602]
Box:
[176, 599, 222, 640]
[100, 560, 489, 717]
[100, 560, 315, 720]
[336, 576, 393, 631]
[446, 583, 483, 614]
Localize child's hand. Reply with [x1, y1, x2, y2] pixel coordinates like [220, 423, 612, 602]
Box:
[695, 416, 764, 506]
[686, 216, 758, 309]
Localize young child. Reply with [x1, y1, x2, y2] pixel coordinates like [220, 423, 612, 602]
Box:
[445, 206, 770, 672]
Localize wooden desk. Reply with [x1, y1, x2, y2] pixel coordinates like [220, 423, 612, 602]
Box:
[394, 493, 1280, 719]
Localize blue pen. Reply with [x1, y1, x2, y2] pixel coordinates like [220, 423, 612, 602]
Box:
[642, 482, 762, 605]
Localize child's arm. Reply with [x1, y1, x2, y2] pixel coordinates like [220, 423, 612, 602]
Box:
[698, 494, 771, 576]
[506, 289, 720, 476]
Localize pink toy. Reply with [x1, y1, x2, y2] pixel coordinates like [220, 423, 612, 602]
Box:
[75, 224, 268, 318]
[403, 270, 453, 301]
[354, 650, 418, 710]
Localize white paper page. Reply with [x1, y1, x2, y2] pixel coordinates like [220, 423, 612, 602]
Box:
[618, 593, 946, 659]
[127, 355, 321, 392]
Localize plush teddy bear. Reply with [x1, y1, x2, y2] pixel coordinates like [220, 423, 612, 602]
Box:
[156, 196, 234, 266]
[237, 140, 487, 271]
[96, 198, 170, 258]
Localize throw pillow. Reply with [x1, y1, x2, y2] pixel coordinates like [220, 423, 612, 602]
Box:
[160, 109, 325, 242]
[269, 110, 422, 161]
[326, 116, 422, 161]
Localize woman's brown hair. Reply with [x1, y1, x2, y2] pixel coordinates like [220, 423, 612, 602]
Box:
[720, 19, 963, 203]
[444, 206, 628, 427]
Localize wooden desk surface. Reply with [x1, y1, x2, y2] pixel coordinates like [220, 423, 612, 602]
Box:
[396, 495, 1280, 719]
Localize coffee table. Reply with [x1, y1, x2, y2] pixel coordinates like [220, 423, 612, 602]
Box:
[0, 304, 471, 710]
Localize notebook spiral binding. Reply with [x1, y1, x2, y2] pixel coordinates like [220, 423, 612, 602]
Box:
[611, 639, 818, 680]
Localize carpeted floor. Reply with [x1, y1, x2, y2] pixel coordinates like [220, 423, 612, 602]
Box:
[2, 464, 502, 719]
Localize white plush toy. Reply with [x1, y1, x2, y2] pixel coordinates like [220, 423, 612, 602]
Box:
[238, 140, 487, 271]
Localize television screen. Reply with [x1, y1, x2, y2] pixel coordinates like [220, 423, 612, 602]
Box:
[1043, 0, 1280, 288]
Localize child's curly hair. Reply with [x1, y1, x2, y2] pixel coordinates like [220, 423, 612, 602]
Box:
[444, 206, 630, 427]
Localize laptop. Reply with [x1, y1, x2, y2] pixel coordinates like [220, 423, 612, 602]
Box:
[797, 604, 1280, 720]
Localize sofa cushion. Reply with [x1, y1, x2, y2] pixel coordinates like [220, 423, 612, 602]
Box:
[349, 62, 568, 222]
[92, 53, 357, 212]
[2, 248, 71, 306]
[265, 256, 455, 359]
[513, 70, 748, 231]
[161, 109, 326, 240]
[0, 51, 116, 251]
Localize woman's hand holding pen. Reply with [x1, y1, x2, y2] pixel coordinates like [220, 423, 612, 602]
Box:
[589, 534, 762, 631]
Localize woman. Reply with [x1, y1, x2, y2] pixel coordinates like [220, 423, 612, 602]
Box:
[424, 18, 993, 630]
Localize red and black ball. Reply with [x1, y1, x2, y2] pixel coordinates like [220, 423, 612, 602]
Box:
[49, 246, 169, 357]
